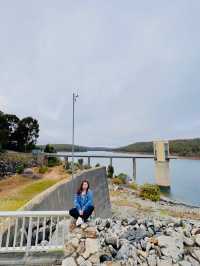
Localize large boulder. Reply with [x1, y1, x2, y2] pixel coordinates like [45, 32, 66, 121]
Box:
[22, 168, 34, 177]
[157, 235, 184, 262]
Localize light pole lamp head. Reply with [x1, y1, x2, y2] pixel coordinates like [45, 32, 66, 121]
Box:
[73, 92, 79, 102]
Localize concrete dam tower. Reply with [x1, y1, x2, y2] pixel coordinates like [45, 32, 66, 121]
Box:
[153, 140, 170, 189]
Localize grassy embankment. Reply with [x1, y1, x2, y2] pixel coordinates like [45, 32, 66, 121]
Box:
[0, 165, 69, 211]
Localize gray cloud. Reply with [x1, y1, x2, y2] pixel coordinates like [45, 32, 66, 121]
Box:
[0, 0, 200, 147]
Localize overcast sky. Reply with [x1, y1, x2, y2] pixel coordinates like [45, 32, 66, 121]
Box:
[0, 1, 200, 147]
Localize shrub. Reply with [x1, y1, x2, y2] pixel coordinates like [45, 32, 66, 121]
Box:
[16, 164, 24, 174]
[84, 164, 91, 169]
[117, 173, 128, 183]
[139, 183, 160, 202]
[112, 177, 125, 185]
[64, 160, 70, 170]
[107, 165, 114, 178]
[38, 166, 48, 174]
[78, 159, 84, 166]
[67, 169, 72, 174]
[47, 156, 61, 167]
[95, 163, 100, 167]
[44, 144, 56, 153]
[129, 182, 138, 190]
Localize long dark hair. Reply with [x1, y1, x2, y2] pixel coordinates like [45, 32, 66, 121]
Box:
[77, 179, 90, 195]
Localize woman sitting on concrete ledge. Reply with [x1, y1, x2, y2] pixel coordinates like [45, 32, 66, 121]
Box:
[69, 179, 94, 228]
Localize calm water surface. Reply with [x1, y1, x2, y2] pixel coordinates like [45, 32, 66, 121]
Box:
[59, 151, 200, 207]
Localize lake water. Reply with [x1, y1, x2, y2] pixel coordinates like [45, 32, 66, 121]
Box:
[59, 151, 200, 207]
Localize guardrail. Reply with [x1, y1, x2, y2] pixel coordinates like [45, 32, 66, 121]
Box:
[0, 211, 69, 254]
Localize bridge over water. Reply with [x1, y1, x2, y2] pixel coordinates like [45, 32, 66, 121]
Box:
[44, 152, 177, 183]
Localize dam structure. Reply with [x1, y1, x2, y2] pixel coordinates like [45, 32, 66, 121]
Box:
[0, 167, 111, 265]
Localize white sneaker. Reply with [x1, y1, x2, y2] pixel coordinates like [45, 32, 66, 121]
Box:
[76, 217, 84, 227]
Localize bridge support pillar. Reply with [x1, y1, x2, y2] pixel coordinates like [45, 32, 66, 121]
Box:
[155, 161, 170, 189]
[110, 158, 113, 166]
[132, 158, 136, 181]
[154, 140, 170, 189]
[64, 157, 69, 169]
[88, 157, 91, 167]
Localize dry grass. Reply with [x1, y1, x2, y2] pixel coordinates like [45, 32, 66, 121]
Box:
[0, 165, 70, 211]
[159, 208, 200, 220]
[109, 190, 123, 197]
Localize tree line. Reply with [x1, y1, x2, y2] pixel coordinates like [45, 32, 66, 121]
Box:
[115, 138, 200, 157]
[0, 110, 39, 152]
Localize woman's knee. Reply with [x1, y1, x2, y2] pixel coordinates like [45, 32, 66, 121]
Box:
[69, 207, 77, 215]
[85, 205, 94, 213]
[90, 205, 94, 211]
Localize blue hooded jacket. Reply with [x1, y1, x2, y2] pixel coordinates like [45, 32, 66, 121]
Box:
[74, 190, 94, 211]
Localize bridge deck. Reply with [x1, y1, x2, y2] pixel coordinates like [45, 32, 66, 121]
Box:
[45, 153, 177, 159]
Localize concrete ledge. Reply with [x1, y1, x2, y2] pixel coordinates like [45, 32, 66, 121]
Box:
[21, 167, 111, 218]
[0, 250, 64, 266]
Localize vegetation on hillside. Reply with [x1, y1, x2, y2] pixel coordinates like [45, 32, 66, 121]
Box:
[0, 110, 39, 152]
[115, 138, 200, 157]
[38, 143, 87, 152]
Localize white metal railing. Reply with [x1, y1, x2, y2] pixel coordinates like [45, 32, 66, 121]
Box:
[0, 211, 69, 254]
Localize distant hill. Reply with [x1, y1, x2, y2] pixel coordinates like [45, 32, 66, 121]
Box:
[37, 144, 113, 152]
[115, 141, 153, 154]
[37, 144, 88, 152]
[38, 138, 200, 157]
[115, 138, 200, 157]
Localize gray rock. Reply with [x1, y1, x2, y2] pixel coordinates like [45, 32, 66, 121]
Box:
[140, 239, 147, 250]
[105, 233, 119, 249]
[183, 224, 192, 238]
[99, 254, 112, 263]
[158, 235, 183, 262]
[128, 218, 137, 226]
[178, 261, 192, 266]
[121, 218, 128, 226]
[185, 255, 200, 266]
[62, 257, 76, 266]
[190, 248, 200, 263]
[135, 228, 147, 240]
[116, 242, 137, 260]
[191, 227, 200, 235]
[108, 244, 117, 258]
[183, 236, 194, 246]
[148, 227, 154, 236]
[195, 234, 200, 247]
[22, 168, 34, 177]
[147, 254, 157, 266]
[158, 259, 173, 266]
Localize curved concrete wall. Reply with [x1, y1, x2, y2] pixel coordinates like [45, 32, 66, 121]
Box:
[22, 167, 111, 218]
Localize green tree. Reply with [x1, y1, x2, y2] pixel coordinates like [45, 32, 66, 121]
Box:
[107, 165, 114, 178]
[0, 111, 9, 149]
[4, 114, 20, 150]
[16, 117, 39, 152]
[44, 144, 56, 153]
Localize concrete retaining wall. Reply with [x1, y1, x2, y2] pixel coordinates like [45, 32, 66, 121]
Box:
[22, 167, 111, 218]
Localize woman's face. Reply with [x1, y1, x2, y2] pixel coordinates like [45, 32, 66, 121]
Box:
[82, 181, 88, 191]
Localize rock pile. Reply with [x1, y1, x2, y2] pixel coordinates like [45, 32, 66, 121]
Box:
[0, 159, 38, 178]
[96, 216, 200, 265]
[63, 223, 100, 266]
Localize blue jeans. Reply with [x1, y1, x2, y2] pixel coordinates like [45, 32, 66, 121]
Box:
[69, 205, 94, 221]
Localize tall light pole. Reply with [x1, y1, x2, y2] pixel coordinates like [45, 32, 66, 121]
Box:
[72, 92, 79, 179]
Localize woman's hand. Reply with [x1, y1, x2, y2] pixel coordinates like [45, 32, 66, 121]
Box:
[79, 210, 83, 216]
